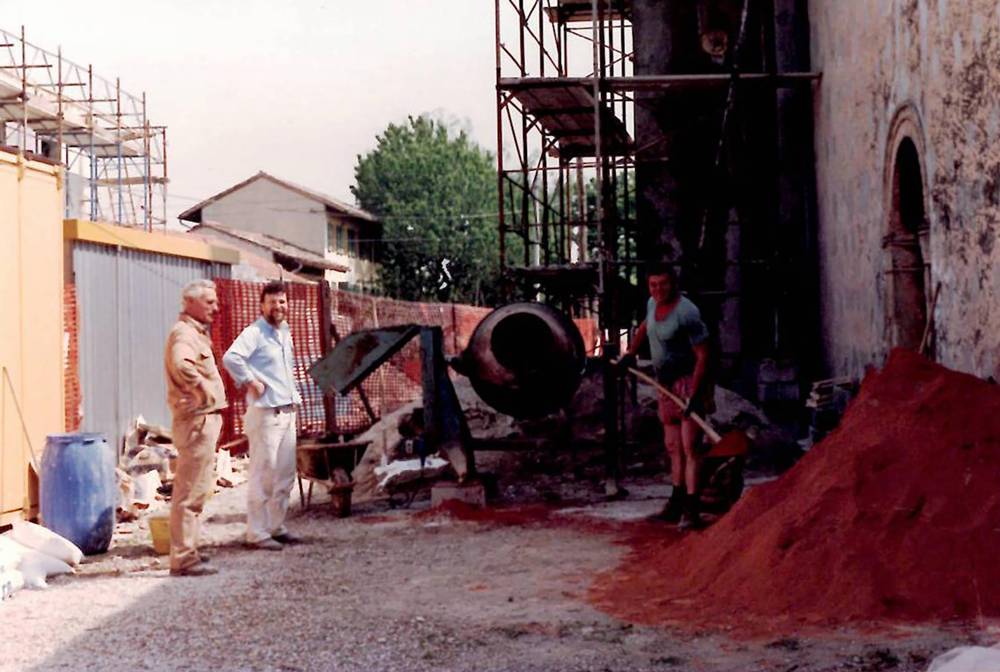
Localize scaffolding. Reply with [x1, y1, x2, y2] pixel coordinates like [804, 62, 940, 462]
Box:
[495, 0, 822, 484]
[0, 26, 168, 230]
[495, 0, 635, 323]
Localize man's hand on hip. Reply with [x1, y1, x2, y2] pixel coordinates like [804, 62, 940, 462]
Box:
[247, 380, 266, 400]
[177, 395, 198, 414]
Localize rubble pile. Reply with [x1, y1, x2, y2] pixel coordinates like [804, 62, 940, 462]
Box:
[351, 368, 787, 502]
[116, 416, 246, 541]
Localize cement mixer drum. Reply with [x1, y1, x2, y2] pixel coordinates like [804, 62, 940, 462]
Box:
[458, 302, 586, 419]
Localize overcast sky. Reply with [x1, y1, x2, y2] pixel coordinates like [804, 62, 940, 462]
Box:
[7, 1, 498, 222]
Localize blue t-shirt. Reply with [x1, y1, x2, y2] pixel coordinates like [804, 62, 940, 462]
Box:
[645, 296, 709, 383]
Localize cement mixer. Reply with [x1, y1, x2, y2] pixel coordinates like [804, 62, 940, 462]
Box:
[308, 302, 586, 481]
[451, 302, 586, 419]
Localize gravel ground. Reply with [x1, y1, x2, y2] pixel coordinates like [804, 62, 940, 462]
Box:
[0, 470, 991, 672]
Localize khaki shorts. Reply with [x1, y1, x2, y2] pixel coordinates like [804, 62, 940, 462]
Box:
[656, 375, 716, 425]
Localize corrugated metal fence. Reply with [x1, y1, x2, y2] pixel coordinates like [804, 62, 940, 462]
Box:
[72, 241, 231, 450]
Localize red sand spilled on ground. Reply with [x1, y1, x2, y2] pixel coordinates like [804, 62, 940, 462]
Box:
[412, 499, 659, 537]
[414, 500, 555, 526]
[589, 349, 1000, 632]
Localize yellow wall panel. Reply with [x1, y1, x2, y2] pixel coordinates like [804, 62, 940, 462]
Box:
[0, 150, 64, 523]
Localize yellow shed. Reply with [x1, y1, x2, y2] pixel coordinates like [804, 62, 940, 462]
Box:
[0, 149, 65, 525]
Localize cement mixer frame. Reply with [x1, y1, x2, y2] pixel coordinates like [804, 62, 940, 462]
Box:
[308, 303, 590, 483]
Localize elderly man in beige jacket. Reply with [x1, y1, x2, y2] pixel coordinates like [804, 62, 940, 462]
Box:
[164, 279, 228, 576]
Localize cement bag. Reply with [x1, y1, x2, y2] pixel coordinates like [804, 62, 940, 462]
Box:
[10, 520, 84, 566]
[0, 535, 24, 573]
[2, 534, 72, 587]
[0, 569, 25, 600]
[928, 645, 1000, 672]
[18, 546, 72, 590]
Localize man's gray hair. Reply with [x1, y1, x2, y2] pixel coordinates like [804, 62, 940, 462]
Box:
[181, 279, 217, 306]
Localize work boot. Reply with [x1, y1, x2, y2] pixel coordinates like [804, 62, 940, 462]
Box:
[170, 564, 219, 577]
[678, 492, 706, 531]
[652, 485, 686, 523]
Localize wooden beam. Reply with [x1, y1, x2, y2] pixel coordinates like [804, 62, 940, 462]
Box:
[499, 72, 821, 92]
[94, 176, 169, 186]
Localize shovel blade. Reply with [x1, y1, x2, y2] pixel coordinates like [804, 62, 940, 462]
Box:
[705, 431, 751, 458]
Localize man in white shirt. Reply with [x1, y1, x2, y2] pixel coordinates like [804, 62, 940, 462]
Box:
[223, 281, 304, 550]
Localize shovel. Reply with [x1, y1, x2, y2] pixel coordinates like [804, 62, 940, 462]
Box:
[625, 366, 751, 458]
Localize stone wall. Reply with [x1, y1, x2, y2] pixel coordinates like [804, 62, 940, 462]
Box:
[811, 0, 1000, 379]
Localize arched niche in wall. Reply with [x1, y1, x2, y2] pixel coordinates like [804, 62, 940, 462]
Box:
[883, 105, 932, 354]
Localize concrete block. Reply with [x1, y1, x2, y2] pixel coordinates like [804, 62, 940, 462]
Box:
[757, 381, 801, 402]
[431, 481, 486, 508]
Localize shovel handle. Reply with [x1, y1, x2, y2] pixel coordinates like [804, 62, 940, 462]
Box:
[625, 367, 723, 444]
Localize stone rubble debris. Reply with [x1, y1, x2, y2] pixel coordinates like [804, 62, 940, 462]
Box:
[350, 370, 789, 502]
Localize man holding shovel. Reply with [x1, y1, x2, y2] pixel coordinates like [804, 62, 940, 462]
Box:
[619, 263, 713, 529]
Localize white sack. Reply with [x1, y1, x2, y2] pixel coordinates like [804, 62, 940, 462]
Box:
[928, 645, 1000, 672]
[11, 520, 84, 566]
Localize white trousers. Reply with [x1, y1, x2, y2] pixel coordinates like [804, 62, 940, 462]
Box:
[244, 405, 297, 543]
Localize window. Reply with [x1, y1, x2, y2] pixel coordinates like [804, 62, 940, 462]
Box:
[347, 227, 357, 258]
[886, 137, 929, 351]
[336, 224, 346, 253]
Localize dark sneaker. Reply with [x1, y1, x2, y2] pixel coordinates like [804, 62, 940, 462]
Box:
[603, 479, 629, 500]
[247, 538, 284, 551]
[170, 564, 219, 577]
[271, 532, 303, 545]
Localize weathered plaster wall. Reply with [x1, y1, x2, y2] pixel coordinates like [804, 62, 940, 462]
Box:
[811, 0, 1000, 379]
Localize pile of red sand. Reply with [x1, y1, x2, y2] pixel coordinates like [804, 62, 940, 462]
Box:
[589, 349, 1000, 631]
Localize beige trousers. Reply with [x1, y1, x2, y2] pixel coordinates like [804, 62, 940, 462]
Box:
[244, 406, 297, 543]
[169, 412, 222, 571]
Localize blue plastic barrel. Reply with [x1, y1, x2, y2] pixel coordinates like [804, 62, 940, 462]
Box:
[40, 433, 116, 555]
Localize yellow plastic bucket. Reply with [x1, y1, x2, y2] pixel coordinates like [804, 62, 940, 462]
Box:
[149, 514, 170, 555]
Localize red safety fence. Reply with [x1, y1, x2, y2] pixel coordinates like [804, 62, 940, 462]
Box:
[64, 283, 82, 433]
[211, 279, 513, 445]
[212, 280, 330, 446]
[62, 278, 597, 448]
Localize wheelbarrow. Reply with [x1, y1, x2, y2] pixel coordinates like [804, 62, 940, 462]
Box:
[295, 438, 370, 517]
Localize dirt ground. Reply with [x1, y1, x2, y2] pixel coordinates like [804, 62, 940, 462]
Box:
[0, 463, 992, 672]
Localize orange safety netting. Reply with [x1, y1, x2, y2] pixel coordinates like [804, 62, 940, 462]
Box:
[63, 284, 82, 433]
[212, 279, 329, 446]
[211, 279, 507, 446]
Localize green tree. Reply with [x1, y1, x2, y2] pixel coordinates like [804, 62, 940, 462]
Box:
[352, 115, 505, 304]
